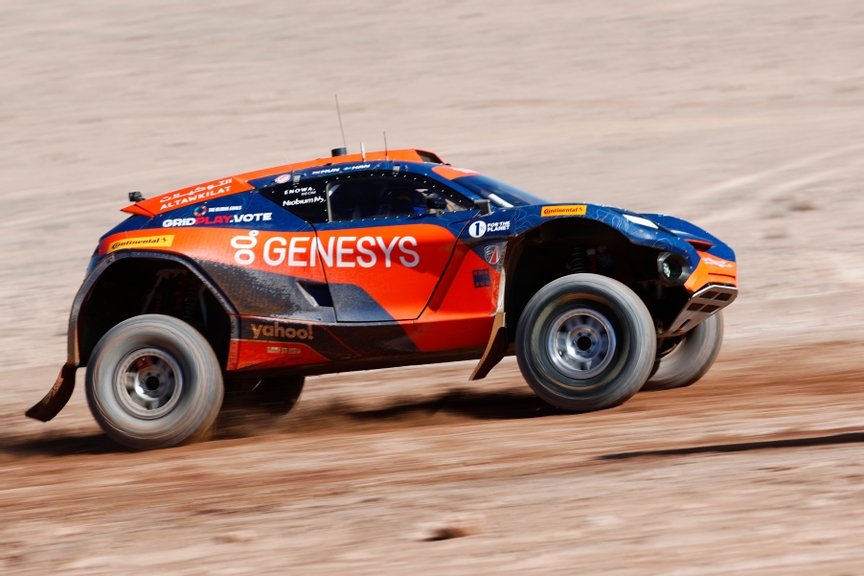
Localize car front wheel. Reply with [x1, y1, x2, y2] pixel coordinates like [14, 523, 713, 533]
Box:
[516, 274, 656, 412]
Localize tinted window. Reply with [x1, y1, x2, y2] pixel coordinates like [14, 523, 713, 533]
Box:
[258, 179, 329, 223]
[453, 175, 548, 208]
[327, 173, 469, 222]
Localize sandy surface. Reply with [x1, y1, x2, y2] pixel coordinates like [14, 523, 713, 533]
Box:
[3, 0, 864, 573]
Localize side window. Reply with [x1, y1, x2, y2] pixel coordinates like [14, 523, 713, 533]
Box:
[258, 178, 329, 223]
[326, 173, 470, 223]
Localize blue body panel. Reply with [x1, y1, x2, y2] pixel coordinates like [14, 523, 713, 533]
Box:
[101, 159, 735, 276]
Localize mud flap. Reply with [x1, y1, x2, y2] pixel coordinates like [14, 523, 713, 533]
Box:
[470, 257, 509, 381]
[25, 363, 77, 422]
[470, 311, 508, 381]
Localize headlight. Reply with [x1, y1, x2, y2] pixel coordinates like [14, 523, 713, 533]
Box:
[657, 252, 691, 285]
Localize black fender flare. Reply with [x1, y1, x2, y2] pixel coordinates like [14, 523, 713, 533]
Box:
[26, 250, 238, 422]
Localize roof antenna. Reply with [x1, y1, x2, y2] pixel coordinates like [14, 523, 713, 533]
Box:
[383, 131, 389, 160]
[360, 141, 366, 161]
[334, 95, 347, 153]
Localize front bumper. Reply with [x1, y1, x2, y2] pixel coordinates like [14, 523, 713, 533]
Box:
[661, 284, 738, 336]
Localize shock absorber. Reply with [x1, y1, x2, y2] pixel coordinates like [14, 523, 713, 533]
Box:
[567, 246, 589, 273]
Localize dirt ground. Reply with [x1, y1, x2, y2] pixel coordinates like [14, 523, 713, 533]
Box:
[3, 0, 864, 573]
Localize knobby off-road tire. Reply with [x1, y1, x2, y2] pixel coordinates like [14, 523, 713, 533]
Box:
[85, 314, 224, 450]
[516, 274, 656, 412]
[642, 311, 724, 391]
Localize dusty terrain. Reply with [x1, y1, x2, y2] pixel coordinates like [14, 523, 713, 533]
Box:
[3, 0, 864, 573]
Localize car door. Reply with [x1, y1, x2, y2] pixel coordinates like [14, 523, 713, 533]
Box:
[313, 170, 473, 322]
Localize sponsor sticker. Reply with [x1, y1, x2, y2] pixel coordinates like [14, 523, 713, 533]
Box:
[469, 221, 487, 238]
[158, 178, 238, 211]
[251, 321, 314, 341]
[472, 269, 492, 288]
[109, 235, 174, 252]
[283, 197, 325, 207]
[702, 256, 734, 269]
[483, 245, 500, 265]
[468, 220, 510, 238]
[274, 173, 292, 184]
[541, 205, 587, 217]
[188, 204, 245, 218]
[230, 231, 421, 268]
[284, 186, 317, 197]
[267, 346, 302, 355]
[162, 212, 272, 228]
[432, 165, 479, 180]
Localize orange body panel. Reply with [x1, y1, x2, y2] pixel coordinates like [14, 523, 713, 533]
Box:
[408, 243, 501, 352]
[232, 341, 332, 371]
[128, 177, 254, 217]
[316, 223, 459, 321]
[432, 165, 479, 180]
[685, 251, 738, 292]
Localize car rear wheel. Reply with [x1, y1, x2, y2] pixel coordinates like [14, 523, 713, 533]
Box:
[217, 376, 305, 437]
[516, 274, 656, 412]
[85, 314, 224, 450]
[642, 311, 724, 391]
[223, 376, 305, 415]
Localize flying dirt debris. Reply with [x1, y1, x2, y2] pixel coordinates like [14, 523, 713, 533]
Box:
[27, 147, 737, 450]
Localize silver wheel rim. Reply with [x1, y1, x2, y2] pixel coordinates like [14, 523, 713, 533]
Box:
[115, 348, 183, 419]
[546, 308, 616, 379]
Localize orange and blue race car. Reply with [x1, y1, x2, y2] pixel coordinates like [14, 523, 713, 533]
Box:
[28, 147, 738, 449]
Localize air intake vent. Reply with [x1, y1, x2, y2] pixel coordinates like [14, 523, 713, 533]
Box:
[663, 284, 738, 336]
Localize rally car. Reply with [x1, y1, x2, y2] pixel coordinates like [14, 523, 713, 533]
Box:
[28, 147, 738, 449]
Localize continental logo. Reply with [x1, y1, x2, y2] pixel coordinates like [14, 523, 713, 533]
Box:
[541, 205, 587, 217]
[250, 322, 314, 341]
[108, 235, 174, 252]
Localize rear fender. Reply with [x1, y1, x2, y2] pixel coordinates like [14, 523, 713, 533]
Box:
[69, 251, 239, 365]
[25, 251, 238, 422]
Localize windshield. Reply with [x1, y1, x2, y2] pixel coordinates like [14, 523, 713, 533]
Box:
[453, 175, 548, 208]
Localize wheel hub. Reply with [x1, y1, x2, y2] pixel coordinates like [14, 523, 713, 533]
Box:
[115, 348, 183, 419]
[546, 308, 616, 379]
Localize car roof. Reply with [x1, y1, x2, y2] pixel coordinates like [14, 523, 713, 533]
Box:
[124, 149, 446, 217]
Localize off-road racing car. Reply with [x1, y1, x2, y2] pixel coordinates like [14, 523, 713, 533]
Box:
[28, 148, 737, 449]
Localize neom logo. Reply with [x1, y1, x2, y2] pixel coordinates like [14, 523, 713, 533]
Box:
[250, 322, 314, 340]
